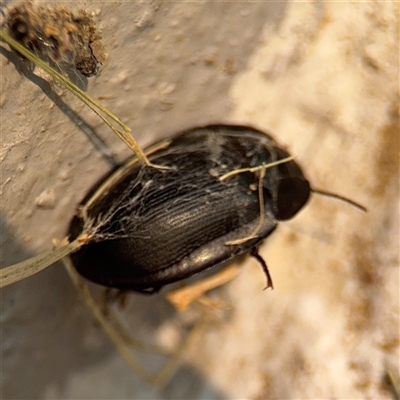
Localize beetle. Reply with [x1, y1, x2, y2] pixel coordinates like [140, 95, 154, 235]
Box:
[68, 124, 311, 293]
[0, 121, 365, 385]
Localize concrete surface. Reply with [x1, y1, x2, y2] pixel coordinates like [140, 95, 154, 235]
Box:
[1, 1, 399, 399]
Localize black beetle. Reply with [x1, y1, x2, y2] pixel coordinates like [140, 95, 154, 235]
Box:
[69, 124, 311, 293]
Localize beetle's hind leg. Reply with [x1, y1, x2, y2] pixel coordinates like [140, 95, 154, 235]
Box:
[62, 256, 204, 386]
[102, 288, 130, 311]
[166, 264, 242, 312]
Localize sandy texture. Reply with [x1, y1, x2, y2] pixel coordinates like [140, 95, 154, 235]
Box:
[1, 1, 398, 399]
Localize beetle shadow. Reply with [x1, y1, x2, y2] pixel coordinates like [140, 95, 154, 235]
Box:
[1, 217, 113, 399]
[1, 218, 230, 399]
[0, 44, 118, 169]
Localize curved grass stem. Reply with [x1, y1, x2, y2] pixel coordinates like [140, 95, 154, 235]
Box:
[0, 28, 150, 165]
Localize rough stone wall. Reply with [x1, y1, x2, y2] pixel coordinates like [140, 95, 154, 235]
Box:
[1, 1, 398, 399]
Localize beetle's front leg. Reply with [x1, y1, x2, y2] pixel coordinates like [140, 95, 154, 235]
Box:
[250, 247, 274, 290]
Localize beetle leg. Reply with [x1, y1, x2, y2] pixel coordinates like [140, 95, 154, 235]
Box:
[166, 264, 242, 312]
[250, 247, 274, 290]
[62, 257, 165, 370]
[102, 288, 129, 310]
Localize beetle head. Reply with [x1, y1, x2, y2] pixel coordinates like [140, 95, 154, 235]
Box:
[267, 159, 366, 220]
[272, 176, 310, 220]
[259, 149, 311, 221]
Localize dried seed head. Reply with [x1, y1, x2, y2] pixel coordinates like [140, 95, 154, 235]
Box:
[5, 2, 105, 77]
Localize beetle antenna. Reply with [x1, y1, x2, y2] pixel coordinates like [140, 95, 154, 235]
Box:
[311, 188, 367, 212]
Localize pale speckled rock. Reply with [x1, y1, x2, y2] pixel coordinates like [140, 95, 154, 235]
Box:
[1, 1, 398, 399]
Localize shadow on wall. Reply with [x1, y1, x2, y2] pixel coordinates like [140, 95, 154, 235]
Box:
[1, 217, 110, 399]
[1, 217, 231, 400]
[0, 45, 120, 169]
